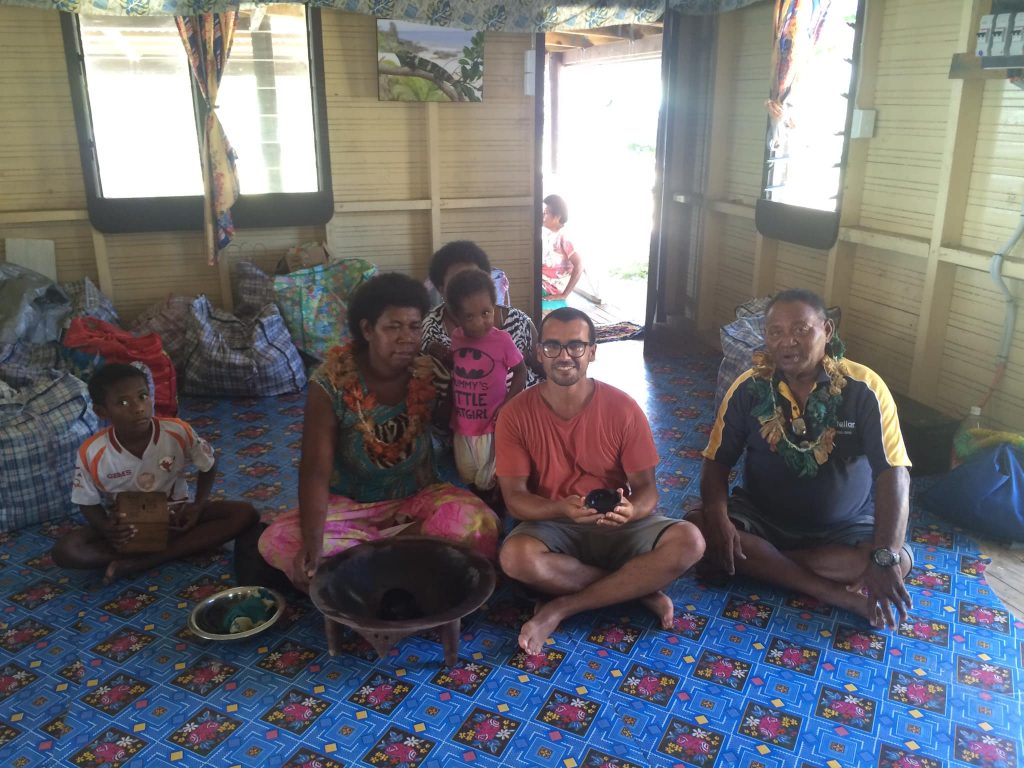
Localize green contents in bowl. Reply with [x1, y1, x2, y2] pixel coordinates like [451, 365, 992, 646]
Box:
[222, 588, 278, 634]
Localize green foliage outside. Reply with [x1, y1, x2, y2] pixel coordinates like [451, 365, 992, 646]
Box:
[609, 261, 649, 280]
[627, 142, 655, 155]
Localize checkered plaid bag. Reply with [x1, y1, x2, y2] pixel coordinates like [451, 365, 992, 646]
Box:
[735, 295, 773, 319]
[131, 296, 194, 368]
[180, 296, 306, 397]
[0, 263, 70, 344]
[61, 277, 119, 327]
[0, 341, 63, 371]
[0, 366, 97, 531]
[716, 314, 766, 412]
[715, 298, 843, 412]
[231, 260, 277, 315]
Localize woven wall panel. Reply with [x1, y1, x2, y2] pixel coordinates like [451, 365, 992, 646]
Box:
[858, 0, 960, 239]
[937, 267, 1024, 431]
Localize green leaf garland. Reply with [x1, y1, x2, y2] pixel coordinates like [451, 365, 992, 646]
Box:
[748, 348, 847, 478]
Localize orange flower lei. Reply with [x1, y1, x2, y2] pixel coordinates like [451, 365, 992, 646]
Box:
[323, 343, 436, 465]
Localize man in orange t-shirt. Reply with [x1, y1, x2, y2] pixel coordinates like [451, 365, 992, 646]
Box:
[495, 307, 706, 654]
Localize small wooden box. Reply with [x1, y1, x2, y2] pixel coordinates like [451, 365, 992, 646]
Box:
[114, 492, 169, 554]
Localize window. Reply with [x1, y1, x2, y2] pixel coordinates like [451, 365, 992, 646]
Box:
[755, 0, 863, 250]
[62, 5, 332, 233]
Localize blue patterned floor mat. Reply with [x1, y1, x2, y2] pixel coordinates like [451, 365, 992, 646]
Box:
[1, 345, 1021, 768]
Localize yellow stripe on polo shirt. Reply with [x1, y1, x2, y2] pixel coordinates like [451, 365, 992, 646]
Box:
[843, 359, 911, 467]
[702, 368, 756, 461]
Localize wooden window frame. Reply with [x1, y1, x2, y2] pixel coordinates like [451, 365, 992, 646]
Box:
[60, 8, 333, 234]
[755, 0, 866, 250]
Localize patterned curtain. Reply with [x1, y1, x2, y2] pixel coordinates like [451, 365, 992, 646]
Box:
[765, 0, 829, 149]
[176, 13, 239, 265]
[0, 0, 766, 26]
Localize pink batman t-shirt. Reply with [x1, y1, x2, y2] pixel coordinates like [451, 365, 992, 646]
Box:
[450, 326, 524, 436]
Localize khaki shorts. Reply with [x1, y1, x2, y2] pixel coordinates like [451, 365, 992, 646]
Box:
[506, 514, 680, 570]
[453, 432, 496, 490]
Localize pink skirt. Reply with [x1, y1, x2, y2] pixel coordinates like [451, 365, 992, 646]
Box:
[258, 483, 499, 586]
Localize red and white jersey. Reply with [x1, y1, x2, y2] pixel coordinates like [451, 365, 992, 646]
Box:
[71, 417, 215, 509]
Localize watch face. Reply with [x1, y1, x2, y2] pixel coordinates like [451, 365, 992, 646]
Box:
[872, 548, 899, 567]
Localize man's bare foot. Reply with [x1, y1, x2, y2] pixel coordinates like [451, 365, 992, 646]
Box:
[519, 602, 564, 655]
[103, 558, 146, 586]
[834, 588, 884, 628]
[103, 560, 127, 585]
[641, 591, 675, 629]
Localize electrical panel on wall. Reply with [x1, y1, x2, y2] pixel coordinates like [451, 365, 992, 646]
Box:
[977, 4, 1024, 67]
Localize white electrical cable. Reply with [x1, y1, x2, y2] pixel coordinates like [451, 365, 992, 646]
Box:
[990, 199, 1023, 365]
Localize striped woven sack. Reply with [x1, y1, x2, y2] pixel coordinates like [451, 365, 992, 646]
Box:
[180, 296, 306, 397]
[0, 366, 97, 531]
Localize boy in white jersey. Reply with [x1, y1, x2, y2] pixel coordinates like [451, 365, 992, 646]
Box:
[51, 364, 257, 583]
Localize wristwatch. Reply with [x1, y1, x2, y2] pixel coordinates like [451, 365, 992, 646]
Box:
[870, 547, 902, 568]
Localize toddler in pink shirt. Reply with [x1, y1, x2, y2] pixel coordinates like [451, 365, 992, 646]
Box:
[446, 268, 527, 495]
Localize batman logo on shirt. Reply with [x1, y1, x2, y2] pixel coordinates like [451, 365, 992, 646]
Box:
[453, 348, 495, 380]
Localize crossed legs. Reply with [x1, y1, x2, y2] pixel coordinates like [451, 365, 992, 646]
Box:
[51, 501, 258, 584]
[499, 522, 705, 654]
[689, 510, 912, 625]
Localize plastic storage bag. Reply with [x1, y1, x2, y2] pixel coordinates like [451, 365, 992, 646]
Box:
[272, 258, 378, 361]
[0, 366, 97, 530]
[921, 444, 1024, 542]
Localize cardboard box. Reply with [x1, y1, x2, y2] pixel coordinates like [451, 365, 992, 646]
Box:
[114, 492, 169, 554]
[282, 242, 330, 274]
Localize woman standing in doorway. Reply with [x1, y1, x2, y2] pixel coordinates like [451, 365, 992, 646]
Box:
[541, 194, 584, 314]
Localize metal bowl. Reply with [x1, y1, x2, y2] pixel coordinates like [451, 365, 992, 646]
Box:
[188, 586, 286, 641]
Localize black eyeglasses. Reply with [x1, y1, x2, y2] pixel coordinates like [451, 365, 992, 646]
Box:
[540, 340, 593, 359]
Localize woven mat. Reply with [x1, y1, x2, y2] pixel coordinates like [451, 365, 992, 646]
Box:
[595, 320, 644, 343]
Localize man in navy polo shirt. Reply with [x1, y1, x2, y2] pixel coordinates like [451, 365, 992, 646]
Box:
[693, 289, 913, 628]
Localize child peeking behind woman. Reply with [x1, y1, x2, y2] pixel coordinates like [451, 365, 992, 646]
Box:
[446, 268, 527, 499]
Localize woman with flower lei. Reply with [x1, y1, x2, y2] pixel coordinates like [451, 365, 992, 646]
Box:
[256, 273, 499, 592]
[692, 289, 914, 630]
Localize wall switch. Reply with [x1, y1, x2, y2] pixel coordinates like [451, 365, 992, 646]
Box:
[978, 14, 994, 57]
[992, 13, 1012, 56]
[851, 108, 876, 139]
[1010, 13, 1024, 55]
[523, 49, 535, 97]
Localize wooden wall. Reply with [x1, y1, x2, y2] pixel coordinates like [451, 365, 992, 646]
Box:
[0, 8, 536, 321]
[694, 0, 1024, 431]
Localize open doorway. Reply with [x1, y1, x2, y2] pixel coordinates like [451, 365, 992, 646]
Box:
[541, 28, 663, 331]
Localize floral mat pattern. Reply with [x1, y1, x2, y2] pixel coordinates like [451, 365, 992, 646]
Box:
[0, 347, 1021, 768]
[594, 322, 644, 344]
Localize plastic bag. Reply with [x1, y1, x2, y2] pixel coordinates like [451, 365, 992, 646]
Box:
[61, 276, 119, 327]
[0, 366, 97, 530]
[131, 295, 194, 368]
[0, 263, 70, 344]
[921, 444, 1024, 542]
[62, 316, 178, 417]
[180, 296, 306, 397]
[273, 258, 378, 360]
